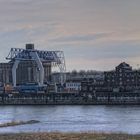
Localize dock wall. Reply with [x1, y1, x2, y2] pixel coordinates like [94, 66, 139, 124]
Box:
[0, 92, 140, 105]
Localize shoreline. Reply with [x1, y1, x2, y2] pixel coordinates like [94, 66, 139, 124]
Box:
[0, 132, 139, 140]
[1, 92, 140, 105]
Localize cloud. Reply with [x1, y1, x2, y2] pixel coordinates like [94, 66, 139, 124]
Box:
[49, 32, 109, 44]
[0, 0, 140, 70]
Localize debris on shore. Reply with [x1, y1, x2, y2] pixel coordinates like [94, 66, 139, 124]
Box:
[0, 120, 40, 127]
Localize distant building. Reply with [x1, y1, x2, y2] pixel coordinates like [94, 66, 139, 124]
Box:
[0, 61, 51, 86]
[66, 71, 104, 82]
[0, 63, 13, 85]
[104, 62, 140, 90]
[65, 80, 81, 92]
[81, 62, 140, 93]
[51, 72, 62, 84]
[81, 78, 105, 93]
[51, 71, 104, 84]
[51, 70, 104, 92]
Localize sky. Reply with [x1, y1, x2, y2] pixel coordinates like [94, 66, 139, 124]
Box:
[0, 0, 140, 71]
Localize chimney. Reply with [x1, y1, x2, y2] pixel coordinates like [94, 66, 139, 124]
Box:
[26, 44, 34, 50]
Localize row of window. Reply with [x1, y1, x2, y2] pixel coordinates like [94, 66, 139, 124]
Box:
[107, 79, 140, 82]
[66, 83, 81, 87]
[106, 73, 140, 77]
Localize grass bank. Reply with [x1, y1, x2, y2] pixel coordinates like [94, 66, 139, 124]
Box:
[0, 132, 139, 140]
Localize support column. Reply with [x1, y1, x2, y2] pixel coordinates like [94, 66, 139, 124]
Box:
[28, 67, 31, 82]
[12, 60, 20, 87]
[30, 51, 44, 86]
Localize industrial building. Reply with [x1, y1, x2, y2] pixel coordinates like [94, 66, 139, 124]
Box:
[0, 44, 66, 87]
[104, 62, 140, 90]
[0, 63, 13, 85]
[0, 60, 51, 86]
[81, 62, 140, 94]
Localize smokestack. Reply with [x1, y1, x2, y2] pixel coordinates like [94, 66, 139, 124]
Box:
[26, 44, 34, 50]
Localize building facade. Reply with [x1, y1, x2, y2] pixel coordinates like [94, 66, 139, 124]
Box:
[104, 62, 140, 90]
[80, 62, 140, 94]
[0, 60, 52, 87]
[65, 80, 81, 92]
[0, 63, 13, 85]
[0, 61, 51, 86]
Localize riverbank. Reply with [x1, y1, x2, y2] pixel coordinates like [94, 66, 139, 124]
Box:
[0, 132, 139, 140]
[1, 91, 140, 105]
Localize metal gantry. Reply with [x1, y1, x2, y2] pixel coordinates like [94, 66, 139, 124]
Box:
[6, 46, 66, 86]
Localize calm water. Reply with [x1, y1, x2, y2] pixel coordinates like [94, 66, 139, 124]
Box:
[0, 105, 140, 134]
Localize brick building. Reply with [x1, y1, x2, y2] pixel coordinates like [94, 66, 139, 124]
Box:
[104, 62, 140, 90]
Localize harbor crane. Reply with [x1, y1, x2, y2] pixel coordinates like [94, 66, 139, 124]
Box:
[6, 44, 66, 87]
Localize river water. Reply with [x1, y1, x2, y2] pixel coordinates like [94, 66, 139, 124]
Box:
[0, 105, 140, 134]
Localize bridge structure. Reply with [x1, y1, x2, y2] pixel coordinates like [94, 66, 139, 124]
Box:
[6, 44, 66, 87]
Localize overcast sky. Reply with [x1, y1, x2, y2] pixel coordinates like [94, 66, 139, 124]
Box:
[0, 0, 140, 71]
